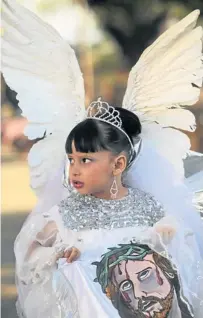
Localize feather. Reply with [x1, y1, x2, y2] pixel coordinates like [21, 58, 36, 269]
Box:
[123, 10, 203, 178]
[141, 123, 191, 178]
[123, 10, 203, 113]
[143, 109, 196, 132]
[2, 0, 85, 195]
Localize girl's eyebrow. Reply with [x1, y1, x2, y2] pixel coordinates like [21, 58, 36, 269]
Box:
[68, 153, 96, 157]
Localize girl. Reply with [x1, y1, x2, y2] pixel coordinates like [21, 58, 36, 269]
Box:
[15, 104, 202, 317]
[2, 1, 203, 317]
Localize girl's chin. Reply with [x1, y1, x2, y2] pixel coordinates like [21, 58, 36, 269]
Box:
[74, 187, 109, 199]
[74, 187, 90, 195]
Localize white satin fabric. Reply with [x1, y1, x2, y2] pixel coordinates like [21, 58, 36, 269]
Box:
[15, 204, 203, 317]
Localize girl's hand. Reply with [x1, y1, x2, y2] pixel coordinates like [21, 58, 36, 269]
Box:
[154, 223, 176, 244]
[63, 247, 81, 263]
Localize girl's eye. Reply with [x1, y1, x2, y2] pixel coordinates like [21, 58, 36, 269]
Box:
[68, 158, 74, 164]
[82, 158, 92, 164]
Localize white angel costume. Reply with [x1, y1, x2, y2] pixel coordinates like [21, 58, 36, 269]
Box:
[2, 1, 203, 317]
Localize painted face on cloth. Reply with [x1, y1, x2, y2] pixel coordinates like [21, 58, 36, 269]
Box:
[112, 253, 173, 317]
[93, 243, 193, 318]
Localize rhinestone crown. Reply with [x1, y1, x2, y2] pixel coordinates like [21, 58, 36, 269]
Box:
[86, 98, 135, 160]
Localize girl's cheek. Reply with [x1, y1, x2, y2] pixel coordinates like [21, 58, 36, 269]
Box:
[85, 163, 110, 179]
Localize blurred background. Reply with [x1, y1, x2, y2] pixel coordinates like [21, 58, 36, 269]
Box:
[1, 0, 203, 316]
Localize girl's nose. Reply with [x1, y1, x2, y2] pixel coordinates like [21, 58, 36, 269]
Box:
[73, 170, 80, 176]
[72, 164, 81, 177]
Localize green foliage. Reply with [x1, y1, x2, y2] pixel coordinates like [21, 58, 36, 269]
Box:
[35, 0, 203, 66]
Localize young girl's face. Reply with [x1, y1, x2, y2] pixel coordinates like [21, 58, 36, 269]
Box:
[68, 142, 116, 197]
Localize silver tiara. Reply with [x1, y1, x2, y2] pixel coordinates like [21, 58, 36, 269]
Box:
[86, 98, 135, 160]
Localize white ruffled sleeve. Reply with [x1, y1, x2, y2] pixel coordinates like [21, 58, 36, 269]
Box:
[15, 205, 69, 286]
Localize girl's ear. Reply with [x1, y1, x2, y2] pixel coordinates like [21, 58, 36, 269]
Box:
[113, 154, 127, 176]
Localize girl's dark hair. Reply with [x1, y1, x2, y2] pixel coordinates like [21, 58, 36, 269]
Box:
[65, 107, 141, 165]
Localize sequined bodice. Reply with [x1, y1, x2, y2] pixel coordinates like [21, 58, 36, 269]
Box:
[58, 187, 164, 231]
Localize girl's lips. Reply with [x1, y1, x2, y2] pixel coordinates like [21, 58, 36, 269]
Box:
[72, 181, 84, 189]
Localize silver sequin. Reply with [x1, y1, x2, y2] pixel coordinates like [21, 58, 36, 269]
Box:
[58, 187, 164, 231]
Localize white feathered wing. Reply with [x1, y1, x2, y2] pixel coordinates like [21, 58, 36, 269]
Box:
[123, 10, 203, 178]
[2, 0, 85, 197]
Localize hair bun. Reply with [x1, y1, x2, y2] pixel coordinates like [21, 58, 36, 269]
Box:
[114, 107, 142, 140]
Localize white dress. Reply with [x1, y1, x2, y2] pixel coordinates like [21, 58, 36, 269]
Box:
[15, 188, 203, 318]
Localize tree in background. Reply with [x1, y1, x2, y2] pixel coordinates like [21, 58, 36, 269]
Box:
[34, 0, 203, 67]
[87, 0, 203, 67]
